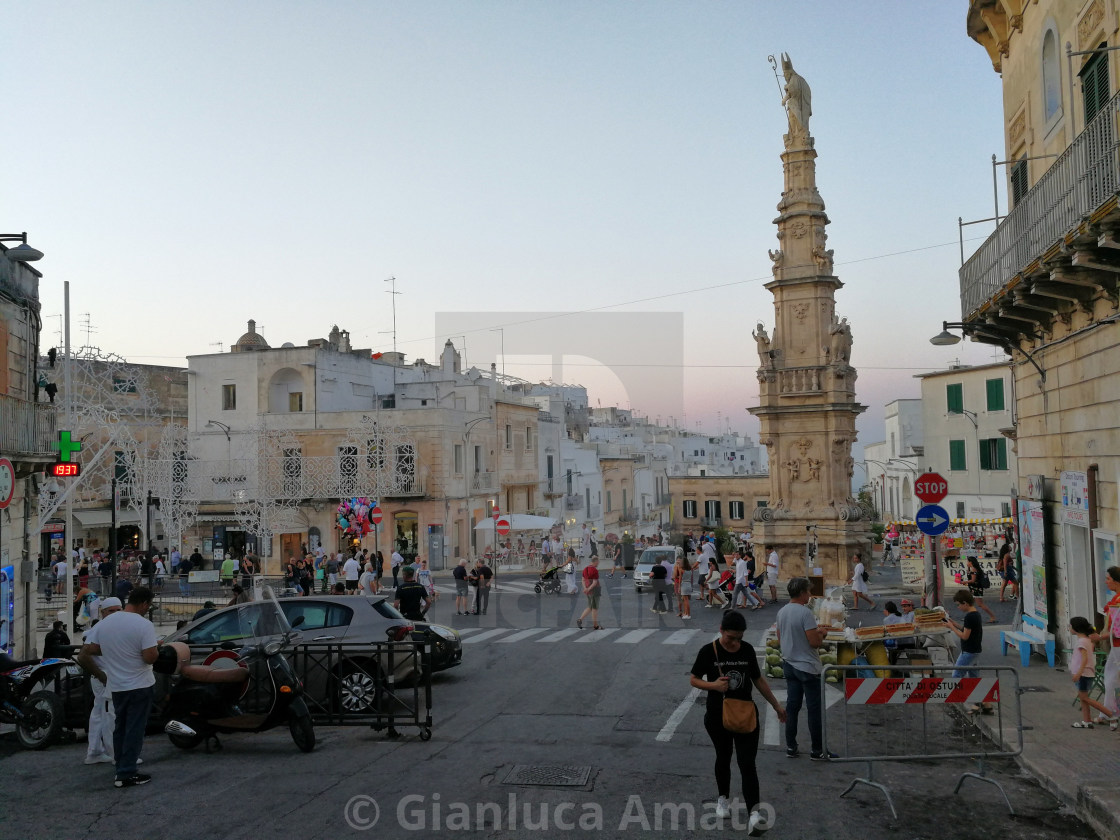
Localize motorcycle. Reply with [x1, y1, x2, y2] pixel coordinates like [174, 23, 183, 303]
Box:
[0, 653, 83, 749]
[156, 587, 315, 753]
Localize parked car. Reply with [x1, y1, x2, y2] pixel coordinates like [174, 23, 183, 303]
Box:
[633, 546, 683, 592]
[158, 595, 461, 714]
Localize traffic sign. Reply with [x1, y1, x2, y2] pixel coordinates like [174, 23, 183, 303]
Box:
[0, 458, 14, 509]
[916, 504, 950, 536]
[914, 472, 949, 505]
[369, 506, 383, 525]
[496, 517, 511, 537]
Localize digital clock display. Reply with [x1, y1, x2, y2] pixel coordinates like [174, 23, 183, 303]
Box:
[51, 462, 81, 477]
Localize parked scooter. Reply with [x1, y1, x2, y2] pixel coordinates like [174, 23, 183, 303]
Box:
[0, 650, 80, 749]
[156, 587, 314, 753]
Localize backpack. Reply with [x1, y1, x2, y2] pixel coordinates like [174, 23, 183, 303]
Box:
[978, 569, 991, 589]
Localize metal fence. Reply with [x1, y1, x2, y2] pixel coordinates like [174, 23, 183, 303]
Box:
[959, 89, 1120, 317]
[821, 664, 1023, 820]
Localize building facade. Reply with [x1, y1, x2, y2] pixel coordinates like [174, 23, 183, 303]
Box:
[963, 0, 1120, 640]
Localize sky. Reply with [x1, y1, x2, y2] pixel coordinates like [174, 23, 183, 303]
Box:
[5, 1, 1007, 457]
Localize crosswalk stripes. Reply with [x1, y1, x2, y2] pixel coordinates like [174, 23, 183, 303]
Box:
[573, 628, 619, 643]
[614, 629, 657, 644]
[661, 629, 702, 645]
[536, 628, 581, 643]
[494, 628, 549, 643]
[460, 629, 511, 644]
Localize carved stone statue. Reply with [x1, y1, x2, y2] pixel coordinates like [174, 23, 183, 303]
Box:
[806, 457, 821, 481]
[781, 53, 812, 139]
[785, 458, 800, 481]
[829, 317, 852, 364]
[753, 325, 771, 367]
[768, 248, 783, 278]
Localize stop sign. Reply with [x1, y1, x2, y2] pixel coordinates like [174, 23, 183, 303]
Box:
[369, 506, 383, 525]
[914, 472, 949, 504]
[496, 517, 511, 537]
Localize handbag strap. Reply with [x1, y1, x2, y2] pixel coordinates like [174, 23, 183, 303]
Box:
[712, 641, 724, 677]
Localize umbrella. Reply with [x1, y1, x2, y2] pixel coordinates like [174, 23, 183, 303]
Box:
[473, 513, 557, 531]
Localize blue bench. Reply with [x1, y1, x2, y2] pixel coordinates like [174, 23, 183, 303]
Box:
[1000, 613, 1056, 668]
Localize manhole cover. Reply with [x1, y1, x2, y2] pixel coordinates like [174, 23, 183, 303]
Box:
[1020, 685, 1052, 693]
[502, 765, 592, 787]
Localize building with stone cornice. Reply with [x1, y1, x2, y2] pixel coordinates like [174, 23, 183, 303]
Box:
[963, 1, 1120, 641]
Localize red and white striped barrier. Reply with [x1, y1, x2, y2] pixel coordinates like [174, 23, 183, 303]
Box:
[844, 676, 999, 706]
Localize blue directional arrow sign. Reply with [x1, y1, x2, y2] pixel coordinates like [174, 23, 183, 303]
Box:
[915, 504, 950, 536]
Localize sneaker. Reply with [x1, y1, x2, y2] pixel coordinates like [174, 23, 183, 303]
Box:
[577, 619, 583, 629]
[85, 754, 113, 765]
[682, 615, 692, 620]
[650, 607, 660, 614]
[748, 810, 765, 834]
[715, 796, 730, 818]
[810, 751, 838, 761]
[786, 747, 799, 758]
[1071, 721, 1094, 728]
[113, 773, 151, 788]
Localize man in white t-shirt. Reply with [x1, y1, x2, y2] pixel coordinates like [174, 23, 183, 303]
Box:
[53, 556, 68, 595]
[766, 547, 780, 603]
[343, 554, 362, 592]
[77, 587, 159, 788]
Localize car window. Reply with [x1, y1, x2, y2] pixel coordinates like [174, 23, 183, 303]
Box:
[188, 605, 267, 645]
[280, 601, 352, 632]
[371, 599, 406, 621]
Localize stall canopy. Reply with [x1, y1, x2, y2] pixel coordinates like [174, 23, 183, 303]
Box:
[888, 517, 1012, 527]
[473, 514, 557, 531]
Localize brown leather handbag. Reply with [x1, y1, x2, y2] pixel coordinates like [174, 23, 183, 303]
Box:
[713, 641, 758, 733]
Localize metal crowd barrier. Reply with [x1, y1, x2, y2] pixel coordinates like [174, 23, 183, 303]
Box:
[821, 664, 1023, 820]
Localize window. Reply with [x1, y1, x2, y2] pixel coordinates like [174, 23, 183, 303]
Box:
[985, 378, 1005, 412]
[366, 436, 385, 471]
[946, 383, 963, 415]
[380, 395, 395, 409]
[566, 469, 573, 495]
[1010, 156, 1029, 207]
[704, 499, 721, 520]
[1001, 502, 1012, 517]
[949, 439, 967, 471]
[222, 384, 236, 411]
[956, 501, 966, 518]
[729, 500, 745, 520]
[288, 392, 303, 412]
[338, 445, 358, 494]
[606, 491, 612, 513]
[279, 601, 352, 632]
[979, 437, 1008, 471]
[682, 500, 698, 519]
[112, 375, 137, 394]
[526, 426, 533, 450]
[505, 424, 512, 449]
[396, 444, 416, 485]
[1042, 29, 1061, 123]
[454, 444, 463, 474]
[282, 448, 301, 496]
[1082, 47, 1110, 124]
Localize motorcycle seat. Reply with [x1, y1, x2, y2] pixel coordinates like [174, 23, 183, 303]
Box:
[179, 664, 249, 684]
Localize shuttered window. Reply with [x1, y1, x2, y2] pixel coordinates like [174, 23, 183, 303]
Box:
[979, 438, 1008, 471]
[949, 439, 967, 471]
[1082, 49, 1110, 124]
[1010, 157, 1029, 206]
[986, 378, 1005, 411]
[946, 383, 964, 415]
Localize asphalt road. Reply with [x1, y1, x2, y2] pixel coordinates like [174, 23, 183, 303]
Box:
[1, 574, 1097, 840]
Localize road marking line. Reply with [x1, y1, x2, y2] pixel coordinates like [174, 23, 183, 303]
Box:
[460, 629, 512, 644]
[454, 627, 485, 636]
[662, 629, 701, 645]
[536, 628, 582, 643]
[495, 628, 549, 643]
[656, 687, 701, 742]
[614, 629, 657, 644]
[574, 628, 620, 643]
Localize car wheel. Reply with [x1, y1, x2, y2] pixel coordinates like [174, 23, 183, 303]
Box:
[337, 660, 385, 713]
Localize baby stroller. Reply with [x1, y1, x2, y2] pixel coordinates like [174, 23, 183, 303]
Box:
[534, 564, 563, 595]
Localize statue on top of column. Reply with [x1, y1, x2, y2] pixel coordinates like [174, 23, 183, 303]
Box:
[781, 53, 812, 140]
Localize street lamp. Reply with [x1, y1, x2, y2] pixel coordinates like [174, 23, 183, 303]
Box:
[463, 415, 490, 555]
[930, 320, 1046, 381]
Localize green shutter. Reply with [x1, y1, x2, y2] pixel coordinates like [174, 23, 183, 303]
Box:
[949, 440, 967, 471]
[1082, 51, 1110, 123]
[986, 378, 1005, 412]
[996, 438, 1007, 470]
[979, 440, 992, 470]
[947, 383, 963, 414]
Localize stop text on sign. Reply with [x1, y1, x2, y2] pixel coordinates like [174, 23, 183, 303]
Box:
[914, 472, 948, 504]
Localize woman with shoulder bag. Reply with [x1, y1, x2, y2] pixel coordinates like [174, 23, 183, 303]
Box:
[689, 610, 785, 831]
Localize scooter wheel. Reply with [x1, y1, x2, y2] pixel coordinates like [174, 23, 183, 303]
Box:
[168, 731, 205, 750]
[289, 713, 315, 753]
[16, 690, 64, 750]
[533, 584, 542, 594]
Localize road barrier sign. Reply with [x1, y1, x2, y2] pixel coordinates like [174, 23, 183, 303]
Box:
[844, 676, 999, 706]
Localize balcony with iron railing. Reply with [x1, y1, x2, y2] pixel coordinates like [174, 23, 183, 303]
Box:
[617, 506, 639, 524]
[0, 394, 57, 460]
[959, 89, 1120, 320]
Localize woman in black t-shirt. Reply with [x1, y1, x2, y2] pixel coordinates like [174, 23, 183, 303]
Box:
[689, 610, 786, 828]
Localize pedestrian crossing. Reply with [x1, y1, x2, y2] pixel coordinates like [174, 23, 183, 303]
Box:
[455, 626, 712, 646]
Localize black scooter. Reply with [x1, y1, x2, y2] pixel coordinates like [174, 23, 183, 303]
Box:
[157, 589, 314, 753]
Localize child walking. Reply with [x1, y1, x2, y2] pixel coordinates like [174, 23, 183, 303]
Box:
[1070, 616, 1114, 728]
